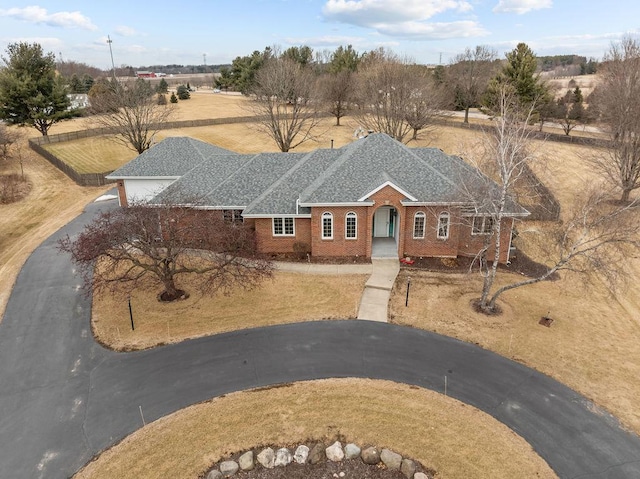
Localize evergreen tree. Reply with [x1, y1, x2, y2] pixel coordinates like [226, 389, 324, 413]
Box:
[157, 78, 168, 94]
[485, 43, 549, 114]
[215, 47, 273, 94]
[0, 42, 72, 136]
[69, 74, 84, 93]
[573, 86, 583, 103]
[328, 45, 360, 73]
[170, 92, 178, 103]
[282, 45, 314, 66]
[176, 84, 190, 100]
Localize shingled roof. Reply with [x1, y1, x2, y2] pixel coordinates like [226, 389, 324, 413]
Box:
[106, 137, 236, 179]
[112, 133, 528, 217]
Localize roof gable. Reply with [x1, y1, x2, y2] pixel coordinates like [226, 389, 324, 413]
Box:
[358, 181, 418, 202]
[299, 133, 459, 205]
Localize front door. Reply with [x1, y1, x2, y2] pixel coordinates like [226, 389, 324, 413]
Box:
[374, 207, 390, 237]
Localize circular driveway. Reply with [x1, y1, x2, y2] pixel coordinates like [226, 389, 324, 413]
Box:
[1, 199, 639, 479]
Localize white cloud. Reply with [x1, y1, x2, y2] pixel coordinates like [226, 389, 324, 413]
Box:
[493, 0, 552, 15]
[115, 26, 137, 37]
[1, 36, 64, 52]
[0, 6, 97, 30]
[283, 35, 365, 47]
[376, 20, 488, 39]
[321, 0, 485, 40]
[323, 0, 473, 25]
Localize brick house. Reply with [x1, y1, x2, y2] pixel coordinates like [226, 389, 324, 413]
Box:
[106, 133, 528, 262]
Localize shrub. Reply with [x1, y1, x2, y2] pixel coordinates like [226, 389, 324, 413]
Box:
[176, 85, 191, 100]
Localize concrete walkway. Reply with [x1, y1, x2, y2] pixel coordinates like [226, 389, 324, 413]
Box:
[357, 238, 401, 322]
[357, 258, 400, 321]
[274, 238, 401, 323]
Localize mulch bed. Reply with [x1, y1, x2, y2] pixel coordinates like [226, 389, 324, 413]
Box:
[222, 459, 427, 479]
[402, 251, 559, 280]
[269, 249, 557, 280]
[268, 253, 371, 265]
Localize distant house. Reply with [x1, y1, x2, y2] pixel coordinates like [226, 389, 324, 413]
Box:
[136, 71, 157, 78]
[67, 93, 90, 110]
[106, 134, 528, 262]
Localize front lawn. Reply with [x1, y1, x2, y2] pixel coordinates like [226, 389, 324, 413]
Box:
[92, 271, 368, 350]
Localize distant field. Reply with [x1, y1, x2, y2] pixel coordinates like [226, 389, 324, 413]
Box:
[40, 118, 482, 174]
[42, 137, 138, 173]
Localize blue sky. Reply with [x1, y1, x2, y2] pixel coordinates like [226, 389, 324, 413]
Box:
[0, 1, 638, 70]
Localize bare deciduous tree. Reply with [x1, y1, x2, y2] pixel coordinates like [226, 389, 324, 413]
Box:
[553, 88, 589, 136]
[0, 123, 21, 160]
[320, 70, 355, 126]
[404, 66, 451, 141]
[355, 50, 446, 142]
[463, 86, 640, 314]
[484, 187, 640, 310]
[59, 199, 273, 302]
[590, 36, 640, 202]
[246, 57, 321, 152]
[89, 78, 173, 154]
[449, 45, 499, 123]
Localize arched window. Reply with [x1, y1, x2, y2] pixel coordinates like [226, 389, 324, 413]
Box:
[413, 211, 426, 239]
[321, 212, 333, 239]
[345, 211, 357, 239]
[437, 212, 450, 240]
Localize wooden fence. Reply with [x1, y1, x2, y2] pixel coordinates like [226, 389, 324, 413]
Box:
[29, 114, 608, 189]
[27, 116, 263, 186]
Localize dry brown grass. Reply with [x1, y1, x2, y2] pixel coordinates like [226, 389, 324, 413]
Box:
[73, 379, 556, 479]
[0, 137, 108, 318]
[390, 136, 640, 435]
[390, 268, 640, 433]
[92, 272, 367, 350]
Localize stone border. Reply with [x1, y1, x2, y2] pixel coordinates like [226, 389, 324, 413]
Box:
[205, 441, 433, 479]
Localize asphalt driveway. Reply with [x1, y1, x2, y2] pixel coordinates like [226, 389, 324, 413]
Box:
[1, 199, 639, 479]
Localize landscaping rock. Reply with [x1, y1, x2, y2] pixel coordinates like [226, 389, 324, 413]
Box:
[344, 443, 361, 459]
[401, 458, 417, 478]
[326, 441, 345, 462]
[294, 444, 309, 464]
[361, 446, 380, 465]
[414, 473, 429, 479]
[308, 442, 326, 465]
[275, 448, 292, 466]
[238, 450, 254, 471]
[381, 449, 402, 470]
[257, 448, 275, 469]
[206, 470, 222, 479]
[219, 460, 239, 477]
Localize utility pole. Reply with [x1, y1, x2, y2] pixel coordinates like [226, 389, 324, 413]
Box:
[107, 35, 116, 80]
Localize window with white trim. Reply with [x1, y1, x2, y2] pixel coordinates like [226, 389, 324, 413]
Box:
[413, 211, 426, 239]
[472, 216, 494, 235]
[345, 212, 357, 239]
[437, 212, 450, 239]
[322, 212, 333, 239]
[273, 217, 295, 236]
[223, 209, 244, 224]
